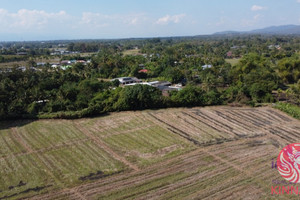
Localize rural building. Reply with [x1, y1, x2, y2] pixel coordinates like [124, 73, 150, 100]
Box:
[17, 66, 26, 72]
[111, 78, 181, 96]
[202, 64, 212, 69]
[51, 63, 60, 68]
[268, 45, 281, 50]
[150, 81, 171, 87]
[61, 60, 71, 65]
[112, 77, 142, 85]
[226, 51, 233, 58]
[139, 64, 145, 68]
[37, 62, 46, 67]
[16, 52, 28, 55]
[138, 69, 148, 73]
[76, 60, 86, 64]
[149, 81, 181, 95]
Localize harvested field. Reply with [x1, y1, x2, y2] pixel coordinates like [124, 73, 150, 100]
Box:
[225, 58, 241, 66]
[77, 112, 195, 167]
[122, 49, 141, 56]
[0, 106, 299, 199]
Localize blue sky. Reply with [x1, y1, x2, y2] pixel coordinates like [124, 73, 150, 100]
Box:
[0, 0, 300, 41]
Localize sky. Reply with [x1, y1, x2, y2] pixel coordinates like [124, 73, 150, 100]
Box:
[0, 0, 300, 41]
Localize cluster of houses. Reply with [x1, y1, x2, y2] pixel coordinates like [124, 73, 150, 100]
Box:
[36, 59, 91, 70]
[111, 77, 182, 96]
[268, 45, 281, 50]
[50, 50, 80, 56]
[0, 59, 91, 73]
[51, 59, 90, 69]
[230, 45, 247, 49]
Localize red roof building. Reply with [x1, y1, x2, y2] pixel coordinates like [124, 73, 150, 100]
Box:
[138, 69, 148, 73]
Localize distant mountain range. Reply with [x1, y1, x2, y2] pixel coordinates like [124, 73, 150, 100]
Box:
[213, 25, 300, 35]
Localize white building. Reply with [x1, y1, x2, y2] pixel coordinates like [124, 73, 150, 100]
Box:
[111, 77, 142, 85]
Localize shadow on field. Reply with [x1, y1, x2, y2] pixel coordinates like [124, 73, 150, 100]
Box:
[0, 112, 113, 130]
[0, 119, 36, 130]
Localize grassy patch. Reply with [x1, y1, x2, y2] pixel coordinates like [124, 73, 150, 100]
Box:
[122, 49, 141, 56]
[0, 61, 27, 68]
[0, 154, 55, 199]
[0, 140, 125, 199]
[274, 102, 300, 120]
[41, 140, 125, 185]
[102, 125, 195, 167]
[0, 107, 298, 199]
[225, 58, 240, 66]
[0, 120, 126, 199]
[18, 120, 86, 150]
[0, 129, 25, 156]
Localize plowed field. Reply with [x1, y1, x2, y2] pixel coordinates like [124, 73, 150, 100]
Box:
[0, 106, 299, 199]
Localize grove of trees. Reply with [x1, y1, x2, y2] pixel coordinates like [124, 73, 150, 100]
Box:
[1, 35, 300, 119]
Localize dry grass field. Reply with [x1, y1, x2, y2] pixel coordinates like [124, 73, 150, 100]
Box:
[0, 106, 299, 199]
[122, 49, 141, 56]
[225, 58, 241, 66]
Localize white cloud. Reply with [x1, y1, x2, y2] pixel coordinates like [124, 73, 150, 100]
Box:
[156, 14, 186, 25]
[251, 5, 265, 11]
[123, 14, 148, 26]
[80, 12, 149, 28]
[129, 18, 138, 25]
[80, 12, 112, 28]
[253, 14, 261, 20]
[0, 9, 189, 40]
[0, 9, 70, 32]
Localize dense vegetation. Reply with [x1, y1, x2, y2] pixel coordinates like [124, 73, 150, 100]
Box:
[0, 35, 300, 119]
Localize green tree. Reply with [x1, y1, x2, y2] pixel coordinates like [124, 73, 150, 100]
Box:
[113, 85, 162, 110]
[170, 85, 205, 107]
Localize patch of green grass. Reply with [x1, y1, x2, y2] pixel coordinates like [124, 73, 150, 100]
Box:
[0, 129, 25, 156]
[3, 107, 292, 199]
[18, 120, 86, 150]
[41, 140, 125, 186]
[225, 58, 240, 66]
[0, 154, 55, 199]
[0, 61, 27, 68]
[274, 102, 300, 120]
[0, 119, 127, 199]
[122, 49, 141, 56]
[102, 125, 195, 167]
[201, 155, 215, 162]
[0, 140, 125, 199]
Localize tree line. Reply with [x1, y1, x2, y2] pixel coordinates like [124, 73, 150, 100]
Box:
[0, 35, 300, 119]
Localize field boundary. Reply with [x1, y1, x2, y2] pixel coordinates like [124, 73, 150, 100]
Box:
[73, 122, 139, 171]
[11, 128, 33, 153]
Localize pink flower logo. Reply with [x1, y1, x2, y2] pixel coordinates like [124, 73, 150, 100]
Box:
[277, 143, 300, 183]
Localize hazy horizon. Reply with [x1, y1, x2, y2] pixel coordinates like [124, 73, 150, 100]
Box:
[0, 0, 300, 41]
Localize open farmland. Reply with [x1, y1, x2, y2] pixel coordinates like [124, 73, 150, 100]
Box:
[0, 106, 300, 199]
[122, 49, 141, 56]
[225, 58, 241, 66]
